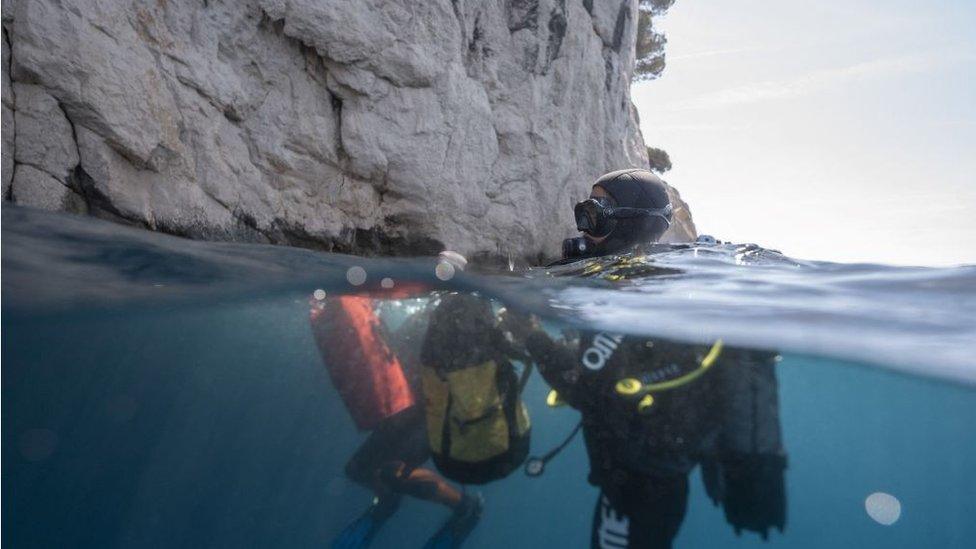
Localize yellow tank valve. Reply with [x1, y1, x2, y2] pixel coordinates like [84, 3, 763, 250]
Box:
[637, 394, 655, 414]
[615, 378, 643, 396]
[546, 389, 566, 407]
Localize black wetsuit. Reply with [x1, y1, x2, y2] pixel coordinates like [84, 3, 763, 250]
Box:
[525, 331, 786, 548]
[343, 406, 431, 490]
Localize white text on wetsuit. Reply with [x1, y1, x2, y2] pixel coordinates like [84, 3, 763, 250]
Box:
[582, 333, 625, 371]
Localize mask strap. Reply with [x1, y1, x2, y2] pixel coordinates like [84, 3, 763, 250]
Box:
[607, 203, 673, 221]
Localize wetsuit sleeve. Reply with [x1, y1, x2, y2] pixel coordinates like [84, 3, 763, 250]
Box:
[524, 329, 581, 402]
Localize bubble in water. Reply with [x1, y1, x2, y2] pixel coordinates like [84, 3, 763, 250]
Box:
[865, 492, 901, 525]
[381, 277, 395, 289]
[435, 261, 455, 281]
[346, 266, 367, 286]
[313, 289, 327, 300]
[19, 428, 58, 462]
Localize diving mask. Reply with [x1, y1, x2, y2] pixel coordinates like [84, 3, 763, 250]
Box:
[574, 197, 673, 238]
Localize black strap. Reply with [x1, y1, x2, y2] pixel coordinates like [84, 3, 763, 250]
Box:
[608, 203, 673, 220]
[524, 421, 582, 477]
[516, 361, 534, 394]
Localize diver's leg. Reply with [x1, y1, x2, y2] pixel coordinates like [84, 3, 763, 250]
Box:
[344, 405, 466, 508]
[332, 449, 400, 549]
[344, 424, 396, 494]
[379, 462, 463, 508]
[591, 474, 689, 549]
[376, 405, 465, 507]
[627, 474, 689, 549]
[380, 408, 482, 548]
[344, 406, 424, 492]
[332, 410, 417, 548]
[591, 492, 632, 549]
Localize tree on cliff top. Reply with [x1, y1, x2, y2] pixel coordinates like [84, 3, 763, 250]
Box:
[646, 147, 672, 174]
[634, 0, 674, 82]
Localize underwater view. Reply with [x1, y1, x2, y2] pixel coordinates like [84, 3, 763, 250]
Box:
[4, 0, 975, 546]
[4, 206, 976, 548]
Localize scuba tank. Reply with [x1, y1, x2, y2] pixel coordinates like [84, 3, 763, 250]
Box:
[309, 295, 416, 431]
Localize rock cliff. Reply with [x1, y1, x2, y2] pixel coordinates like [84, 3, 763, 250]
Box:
[1, 0, 694, 261]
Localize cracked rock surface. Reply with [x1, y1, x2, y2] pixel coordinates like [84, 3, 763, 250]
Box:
[1, 0, 694, 260]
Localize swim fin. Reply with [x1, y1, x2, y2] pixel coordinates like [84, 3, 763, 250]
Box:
[331, 495, 400, 549]
[422, 493, 484, 549]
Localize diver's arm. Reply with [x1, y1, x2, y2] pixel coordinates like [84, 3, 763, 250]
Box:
[497, 309, 581, 398]
[523, 329, 581, 400]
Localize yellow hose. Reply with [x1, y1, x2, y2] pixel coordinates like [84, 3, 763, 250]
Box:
[614, 339, 724, 396]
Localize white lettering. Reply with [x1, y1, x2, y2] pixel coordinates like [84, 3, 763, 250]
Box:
[581, 333, 624, 371]
[583, 348, 606, 370]
[647, 363, 682, 383]
[598, 495, 630, 548]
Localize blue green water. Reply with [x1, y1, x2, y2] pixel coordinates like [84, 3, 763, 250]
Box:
[4, 206, 976, 547]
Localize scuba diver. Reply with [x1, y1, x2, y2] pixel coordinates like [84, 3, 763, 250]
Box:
[507, 168, 787, 548]
[309, 285, 482, 549]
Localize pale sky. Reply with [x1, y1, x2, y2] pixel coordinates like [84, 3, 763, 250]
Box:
[633, 0, 976, 266]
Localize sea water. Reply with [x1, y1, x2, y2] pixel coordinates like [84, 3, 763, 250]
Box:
[4, 205, 976, 548]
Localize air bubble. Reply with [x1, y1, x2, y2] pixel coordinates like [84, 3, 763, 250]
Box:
[865, 492, 901, 526]
[346, 266, 367, 286]
[381, 277, 395, 289]
[435, 261, 455, 281]
[313, 289, 327, 300]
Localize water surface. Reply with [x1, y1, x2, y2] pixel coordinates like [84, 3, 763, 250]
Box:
[4, 206, 975, 548]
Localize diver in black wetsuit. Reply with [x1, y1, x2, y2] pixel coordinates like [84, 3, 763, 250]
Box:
[510, 169, 787, 548]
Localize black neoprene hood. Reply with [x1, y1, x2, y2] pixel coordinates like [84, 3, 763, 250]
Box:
[590, 168, 672, 253]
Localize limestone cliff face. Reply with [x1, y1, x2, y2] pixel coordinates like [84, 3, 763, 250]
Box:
[1, 0, 694, 260]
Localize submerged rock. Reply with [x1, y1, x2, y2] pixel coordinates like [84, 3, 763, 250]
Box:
[1, 0, 694, 260]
